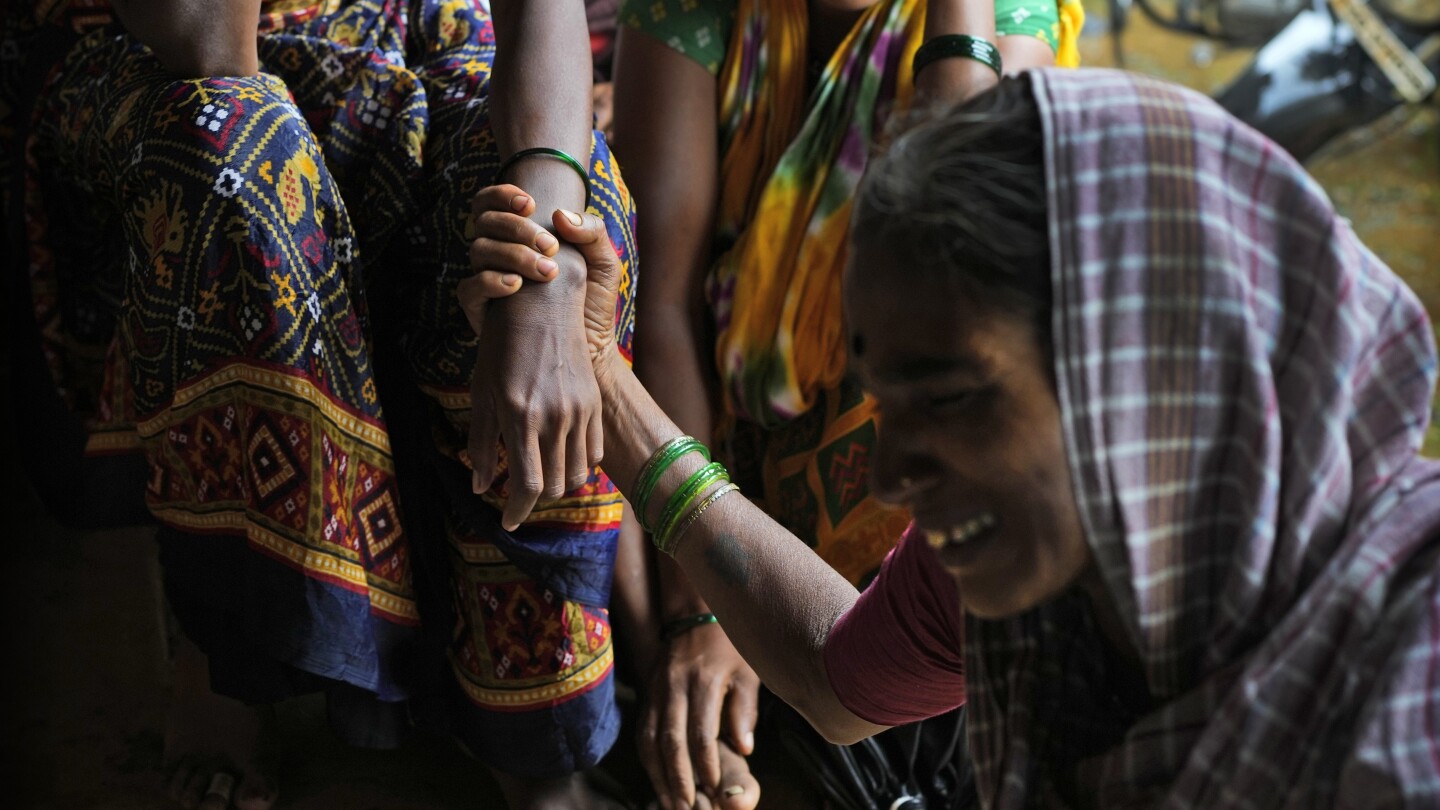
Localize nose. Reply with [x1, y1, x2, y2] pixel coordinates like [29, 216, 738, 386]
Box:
[870, 413, 939, 507]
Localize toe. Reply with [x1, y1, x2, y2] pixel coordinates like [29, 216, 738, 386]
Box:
[712, 746, 760, 810]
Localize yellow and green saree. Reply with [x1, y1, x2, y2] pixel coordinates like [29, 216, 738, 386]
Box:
[622, 0, 1081, 581]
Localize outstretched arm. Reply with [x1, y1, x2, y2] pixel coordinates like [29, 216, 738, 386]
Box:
[602, 351, 886, 747]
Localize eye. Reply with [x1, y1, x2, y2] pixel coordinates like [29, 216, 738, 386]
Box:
[926, 385, 992, 416]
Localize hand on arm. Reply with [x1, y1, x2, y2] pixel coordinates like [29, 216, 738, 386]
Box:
[467, 1, 599, 529]
[460, 199, 889, 752]
[463, 180, 766, 809]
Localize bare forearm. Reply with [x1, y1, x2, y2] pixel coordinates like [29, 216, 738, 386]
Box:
[488, 0, 592, 315]
[616, 27, 723, 626]
[915, 0, 999, 102]
[634, 315, 716, 444]
[610, 507, 660, 676]
[997, 34, 1056, 74]
[599, 362, 883, 742]
[635, 314, 722, 617]
[917, 1, 1058, 102]
[616, 28, 719, 435]
[489, 1, 591, 213]
[622, 67, 716, 617]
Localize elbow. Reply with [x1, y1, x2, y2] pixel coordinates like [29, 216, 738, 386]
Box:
[813, 719, 873, 747]
[790, 678, 882, 746]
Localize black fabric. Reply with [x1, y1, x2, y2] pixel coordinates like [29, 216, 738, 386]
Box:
[3, 15, 152, 531]
[762, 692, 977, 810]
[8, 266, 153, 530]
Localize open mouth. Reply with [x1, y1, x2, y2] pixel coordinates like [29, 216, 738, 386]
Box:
[924, 512, 997, 551]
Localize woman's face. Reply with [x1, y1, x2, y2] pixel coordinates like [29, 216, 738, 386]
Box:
[844, 244, 1091, 619]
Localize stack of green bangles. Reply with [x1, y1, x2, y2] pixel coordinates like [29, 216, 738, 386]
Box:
[633, 435, 740, 556]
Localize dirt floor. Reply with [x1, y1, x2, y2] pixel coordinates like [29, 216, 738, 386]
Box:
[3, 6, 1438, 810]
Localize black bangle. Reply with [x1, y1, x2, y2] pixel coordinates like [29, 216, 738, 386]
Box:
[495, 147, 591, 210]
[912, 34, 1003, 80]
[662, 612, 719, 641]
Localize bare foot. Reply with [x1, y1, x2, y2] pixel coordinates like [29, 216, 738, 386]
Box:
[490, 768, 628, 810]
[163, 636, 279, 809]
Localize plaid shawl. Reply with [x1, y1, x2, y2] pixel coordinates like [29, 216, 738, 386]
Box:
[965, 68, 1440, 808]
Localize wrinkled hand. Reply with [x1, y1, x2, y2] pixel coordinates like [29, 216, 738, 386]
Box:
[461, 182, 625, 384]
[639, 626, 760, 810]
[461, 186, 620, 530]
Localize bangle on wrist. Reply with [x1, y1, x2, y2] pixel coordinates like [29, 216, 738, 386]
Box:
[495, 146, 592, 210]
[654, 462, 731, 555]
[663, 482, 738, 555]
[912, 34, 1003, 81]
[662, 612, 719, 641]
[633, 436, 711, 532]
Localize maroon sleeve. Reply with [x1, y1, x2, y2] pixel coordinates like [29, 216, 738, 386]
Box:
[822, 524, 966, 726]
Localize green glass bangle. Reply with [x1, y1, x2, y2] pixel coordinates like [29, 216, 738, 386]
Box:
[912, 34, 1003, 80]
[633, 436, 710, 532]
[654, 462, 730, 554]
[656, 462, 730, 549]
[662, 612, 719, 641]
[663, 482, 739, 556]
[495, 146, 592, 210]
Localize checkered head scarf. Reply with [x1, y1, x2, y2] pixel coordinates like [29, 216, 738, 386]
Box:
[963, 69, 1440, 808]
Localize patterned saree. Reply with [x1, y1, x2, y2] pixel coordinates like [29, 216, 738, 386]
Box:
[702, 0, 1082, 582]
[15, 0, 635, 776]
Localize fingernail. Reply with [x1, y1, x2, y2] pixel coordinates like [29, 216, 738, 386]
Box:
[509, 194, 529, 211]
[723, 785, 744, 797]
[560, 208, 583, 226]
[472, 471, 482, 494]
[501, 273, 520, 286]
[535, 231, 557, 253]
[536, 257, 558, 276]
[744, 731, 754, 752]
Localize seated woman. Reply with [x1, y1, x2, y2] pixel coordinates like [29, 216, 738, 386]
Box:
[9, 1, 637, 808]
[607, 0, 1080, 805]
[464, 69, 1440, 807]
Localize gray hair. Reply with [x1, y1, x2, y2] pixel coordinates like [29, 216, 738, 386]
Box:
[853, 76, 1051, 330]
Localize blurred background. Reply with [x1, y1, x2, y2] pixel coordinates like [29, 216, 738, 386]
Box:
[1078, 0, 1439, 454]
